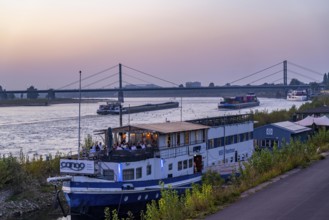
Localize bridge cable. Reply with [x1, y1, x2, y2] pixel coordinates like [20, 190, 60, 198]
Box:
[288, 70, 319, 82]
[123, 72, 158, 85]
[287, 61, 323, 76]
[229, 61, 283, 85]
[271, 78, 284, 84]
[102, 81, 119, 89]
[82, 72, 118, 89]
[122, 65, 179, 87]
[57, 64, 118, 89]
[122, 80, 145, 89]
[248, 70, 283, 85]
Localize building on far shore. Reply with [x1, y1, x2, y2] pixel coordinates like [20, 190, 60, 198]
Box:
[185, 81, 201, 88]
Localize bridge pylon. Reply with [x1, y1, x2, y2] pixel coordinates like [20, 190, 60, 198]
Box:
[283, 60, 287, 86]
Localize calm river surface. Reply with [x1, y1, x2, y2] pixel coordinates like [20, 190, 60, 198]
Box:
[0, 97, 306, 158]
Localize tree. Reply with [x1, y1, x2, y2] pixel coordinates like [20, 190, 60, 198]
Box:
[209, 82, 215, 87]
[289, 78, 303, 86]
[26, 86, 39, 99]
[323, 73, 328, 85]
[46, 89, 56, 99]
[178, 84, 184, 88]
[0, 86, 8, 100]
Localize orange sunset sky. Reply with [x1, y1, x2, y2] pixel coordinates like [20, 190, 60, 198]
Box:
[1, 0, 329, 90]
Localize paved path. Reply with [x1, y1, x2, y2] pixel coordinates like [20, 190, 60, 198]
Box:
[206, 154, 329, 220]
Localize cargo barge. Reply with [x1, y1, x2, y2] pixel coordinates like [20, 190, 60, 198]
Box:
[218, 93, 260, 109]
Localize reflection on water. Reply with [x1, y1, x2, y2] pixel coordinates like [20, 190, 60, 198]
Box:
[0, 97, 306, 158]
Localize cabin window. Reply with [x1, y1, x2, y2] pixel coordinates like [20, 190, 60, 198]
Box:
[168, 163, 173, 171]
[208, 139, 214, 149]
[184, 132, 190, 145]
[202, 130, 206, 142]
[213, 138, 217, 148]
[176, 133, 180, 146]
[183, 160, 188, 169]
[237, 134, 240, 143]
[240, 134, 244, 142]
[218, 138, 223, 147]
[233, 135, 237, 144]
[261, 140, 266, 147]
[178, 161, 182, 171]
[103, 169, 114, 180]
[225, 136, 230, 145]
[193, 146, 201, 153]
[123, 169, 135, 180]
[166, 134, 171, 147]
[194, 131, 198, 143]
[147, 165, 152, 175]
[136, 167, 142, 179]
[189, 159, 193, 168]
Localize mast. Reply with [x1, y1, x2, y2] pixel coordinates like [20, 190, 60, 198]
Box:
[180, 97, 183, 122]
[119, 63, 123, 127]
[78, 70, 81, 160]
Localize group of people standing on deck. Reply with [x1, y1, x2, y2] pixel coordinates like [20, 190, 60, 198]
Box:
[112, 140, 148, 151]
[89, 141, 105, 154]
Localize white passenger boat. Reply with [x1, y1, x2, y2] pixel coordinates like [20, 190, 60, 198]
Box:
[287, 90, 308, 101]
[48, 114, 254, 217]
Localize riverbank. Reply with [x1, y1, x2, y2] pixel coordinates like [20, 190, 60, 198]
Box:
[0, 153, 64, 220]
[0, 98, 106, 107]
[0, 182, 65, 219]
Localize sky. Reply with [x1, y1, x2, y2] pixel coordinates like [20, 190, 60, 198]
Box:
[1, 0, 329, 90]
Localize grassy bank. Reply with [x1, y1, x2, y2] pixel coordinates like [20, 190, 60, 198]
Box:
[0, 151, 61, 191]
[0, 151, 62, 219]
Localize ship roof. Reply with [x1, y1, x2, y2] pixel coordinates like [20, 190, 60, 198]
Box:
[112, 121, 209, 134]
[272, 121, 311, 133]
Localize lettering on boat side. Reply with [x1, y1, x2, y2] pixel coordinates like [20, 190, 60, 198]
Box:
[218, 148, 235, 155]
[60, 159, 95, 174]
[61, 161, 85, 171]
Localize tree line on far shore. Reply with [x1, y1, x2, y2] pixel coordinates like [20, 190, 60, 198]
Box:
[0, 85, 55, 100]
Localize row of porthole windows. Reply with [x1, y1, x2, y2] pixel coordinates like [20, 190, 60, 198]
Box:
[217, 153, 250, 165]
[123, 193, 160, 202]
[177, 158, 193, 171]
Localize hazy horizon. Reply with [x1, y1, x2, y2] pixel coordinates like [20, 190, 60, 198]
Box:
[1, 0, 329, 90]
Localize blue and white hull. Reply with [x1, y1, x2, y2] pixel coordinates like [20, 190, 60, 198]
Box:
[63, 173, 202, 209]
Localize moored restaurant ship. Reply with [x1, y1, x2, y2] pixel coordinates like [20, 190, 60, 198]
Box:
[218, 93, 260, 109]
[286, 90, 308, 101]
[47, 114, 254, 217]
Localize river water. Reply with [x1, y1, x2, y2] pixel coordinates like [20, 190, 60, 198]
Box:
[0, 97, 306, 158]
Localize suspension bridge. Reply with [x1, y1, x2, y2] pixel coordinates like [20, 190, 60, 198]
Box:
[4, 60, 324, 99]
